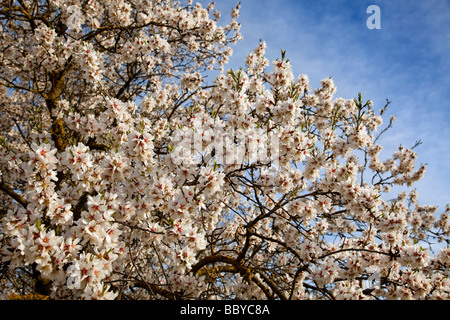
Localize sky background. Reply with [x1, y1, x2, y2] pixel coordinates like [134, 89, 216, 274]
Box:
[212, 0, 450, 211]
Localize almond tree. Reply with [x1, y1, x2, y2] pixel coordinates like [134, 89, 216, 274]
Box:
[0, 0, 449, 300]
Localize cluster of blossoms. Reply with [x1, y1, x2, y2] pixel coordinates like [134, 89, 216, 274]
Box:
[1, 0, 449, 300]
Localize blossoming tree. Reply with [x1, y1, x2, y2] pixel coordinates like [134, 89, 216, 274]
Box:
[0, 0, 449, 300]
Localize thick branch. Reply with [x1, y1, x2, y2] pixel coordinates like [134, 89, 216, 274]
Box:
[133, 280, 183, 300]
[190, 254, 286, 300]
[190, 254, 238, 274]
[42, 57, 73, 152]
[0, 181, 28, 208]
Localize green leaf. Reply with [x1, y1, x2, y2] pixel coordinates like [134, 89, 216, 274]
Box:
[35, 220, 42, 232]
[228, 68, 237, 82]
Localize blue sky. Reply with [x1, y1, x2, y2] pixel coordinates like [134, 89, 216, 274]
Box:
[213, 0, 450, 210]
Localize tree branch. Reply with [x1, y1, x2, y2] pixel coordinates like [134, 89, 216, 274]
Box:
[0, 181, 28, 208]
[133, 280, 183, 300]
